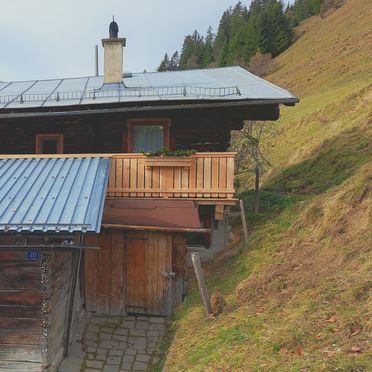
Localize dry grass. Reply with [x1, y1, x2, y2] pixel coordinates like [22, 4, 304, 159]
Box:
[153, 2, 372, 371]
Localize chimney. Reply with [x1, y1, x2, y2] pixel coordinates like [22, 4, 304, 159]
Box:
[101, 17, 126, 84]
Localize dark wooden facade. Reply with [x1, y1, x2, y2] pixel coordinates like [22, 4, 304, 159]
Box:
[0, 104, 281, 154]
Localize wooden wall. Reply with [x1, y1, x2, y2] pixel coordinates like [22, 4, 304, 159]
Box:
[45, 251, 76, 372]
[0, 250, 42, 371]
[0, 108, 251, 154]
[85, 229, 187, 316]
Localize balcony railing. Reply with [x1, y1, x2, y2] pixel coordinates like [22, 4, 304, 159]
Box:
[106, 153, 236, 200]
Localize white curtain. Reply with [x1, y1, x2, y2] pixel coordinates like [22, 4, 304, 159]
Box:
[133, 125, 164, 152]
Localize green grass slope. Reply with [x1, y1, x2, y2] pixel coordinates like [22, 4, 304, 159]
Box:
[154, 1, 372, 370]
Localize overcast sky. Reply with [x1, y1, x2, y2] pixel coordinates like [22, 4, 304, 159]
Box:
[0, 0, 245, 82]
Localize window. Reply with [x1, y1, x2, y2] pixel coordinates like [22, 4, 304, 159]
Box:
[36, 134, 63, 154]
[127, 119, 170, 153]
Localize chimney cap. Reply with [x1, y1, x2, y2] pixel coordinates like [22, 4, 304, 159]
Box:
[109, 16, 119, 38]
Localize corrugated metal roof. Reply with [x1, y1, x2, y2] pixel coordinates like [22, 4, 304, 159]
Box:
[0, 156, 111, 233]
[0, 66, 298, 110]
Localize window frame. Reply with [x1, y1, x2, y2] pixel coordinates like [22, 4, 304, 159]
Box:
[35, 134, 64, 154]
[127, 119, 171, 153]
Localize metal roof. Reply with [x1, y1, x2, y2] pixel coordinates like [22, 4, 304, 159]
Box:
[0, 156, 111, 233]
[0, 66, 298, 110]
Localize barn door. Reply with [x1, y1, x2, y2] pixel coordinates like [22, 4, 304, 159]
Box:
[125, 231, 172, 316]
[85, 229, 173, 316]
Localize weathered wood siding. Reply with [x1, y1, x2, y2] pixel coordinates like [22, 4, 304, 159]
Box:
[125, 231, 172, 315]
[85, 231, 126, 316]
[85, 230, 187, 316]
[45, 251, 76, 372]
[0, 250, 42, 371]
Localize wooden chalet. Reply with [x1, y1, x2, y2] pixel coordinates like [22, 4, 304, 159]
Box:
[0, 20, 298, 370]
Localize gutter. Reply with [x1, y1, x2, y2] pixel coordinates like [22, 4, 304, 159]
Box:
[0, 98, 299, 119]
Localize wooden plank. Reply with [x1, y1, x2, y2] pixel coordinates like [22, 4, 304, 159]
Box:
[173, 167, 181, 197]
[108, 158, 116, 197]
[103, 224, 211, 233]
[145, 233, 156, 315]
[134, 234, 146, 312]
[164, 233, 172, 316]
[0, 345, 41, 362]
[0, 263, 40, 291]
[145, 158, 192, 167]
[0, 333, 40, 346]
[0, 305, 40, 319]
[215, 205, 225, 220]
[137, 158, 145, 197]
[226, 157, 235, 192]
[125, 234, 135, 313]
[84, 235, 98, 312]
[129, 158, 138, 197]
[0, 318, 40, 334]
[218, 157, 227, 197]
[196, 157, 204, 198]
[152, 167, 160, 197]
[189, 158, 197, 197]
[96, 232, 111, 314]
[160, 167, 173, 197]
[157, 233, 168, 315]
[115, 158, 123, 197]
[0, 291, 41, 306]
[125, 232, 146, 313]
[211, 157, 219, 198]
[181, 166, 189, 197]
[110, 231, 124, 315]
[123, 158, 130, 197]
[0, 360, 42, 371]
[203, 157, 212, 198]
[0, 251, 33, 261]
[144, 162, 153, 197]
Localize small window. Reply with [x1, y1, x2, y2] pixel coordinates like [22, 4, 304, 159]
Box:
[36, 134, 63, 154]
[127, 119, 170, 153]
[133, 125, 164, 153]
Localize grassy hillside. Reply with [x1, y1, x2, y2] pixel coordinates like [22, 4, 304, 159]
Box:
[153, 1, 372, 371]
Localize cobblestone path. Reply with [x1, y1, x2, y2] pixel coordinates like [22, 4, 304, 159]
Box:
[59, 314, 166, 372]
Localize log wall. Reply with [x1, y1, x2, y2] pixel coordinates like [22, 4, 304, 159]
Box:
[0, 250, 42, 371]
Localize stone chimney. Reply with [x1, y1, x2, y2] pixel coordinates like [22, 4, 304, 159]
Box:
[101, 18, 126, 84]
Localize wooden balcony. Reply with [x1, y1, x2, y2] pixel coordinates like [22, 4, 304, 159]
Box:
[106, 153, 236, 201]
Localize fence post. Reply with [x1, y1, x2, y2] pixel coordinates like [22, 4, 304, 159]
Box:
[240, 199, 249, 247]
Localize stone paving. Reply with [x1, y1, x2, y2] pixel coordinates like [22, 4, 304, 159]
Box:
[59, 314, 166, 372]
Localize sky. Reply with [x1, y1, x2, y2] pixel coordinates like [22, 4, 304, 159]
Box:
[0, 0, 243, 82]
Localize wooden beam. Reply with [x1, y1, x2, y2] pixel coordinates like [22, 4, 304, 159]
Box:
[191, 252, 212, 317]
[102, 223, 211, 233]
[240, 199, 249, 246]
[215, 205, 225, 220]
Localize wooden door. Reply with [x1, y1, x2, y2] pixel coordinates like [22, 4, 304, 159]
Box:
[85, 230, 126, 315]
[125, 231, 172, 316]
[85, 230, 172, 316]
